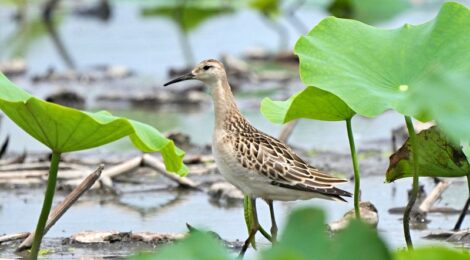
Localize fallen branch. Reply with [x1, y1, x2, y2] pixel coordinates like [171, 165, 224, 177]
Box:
[0, 178, 42, 186]
[17, 165, 104, 251]
[419, 180, 449, 212]
[189, 164, 217, 175]
[64, 231, 185, 244]
[0, 232, 29, 244]
[389, 180, 450, 217]
[0, 152, 27, 166]
[142, 154, 198, 190]
[389, 207, 465, 215]
[183, 154, 214, 164]
[101, 156, 142, 179]
[60, 157, 142, 191]
[0, 170, 86, 180]
[0, 162, 87, 172]
[94, 156, 142, 190]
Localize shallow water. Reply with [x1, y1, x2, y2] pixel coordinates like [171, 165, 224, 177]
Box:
[1, 175, 468, 258]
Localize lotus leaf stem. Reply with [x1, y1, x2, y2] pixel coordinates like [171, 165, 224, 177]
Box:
[453, 174, 470, 231]
[403, 116, 418, 249]
[346, 118, 361, 219]
[30, 152, 61, 259]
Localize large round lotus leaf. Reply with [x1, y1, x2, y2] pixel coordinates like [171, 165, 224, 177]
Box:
[397, 71, 470, 142]
[260, 86, 355, 123]
[386, 127, 470, 182]
[0, 74, 187, 175]
[295, 2, 470, 139]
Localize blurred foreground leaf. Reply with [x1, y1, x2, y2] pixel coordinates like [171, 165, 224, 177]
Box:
[332, 220, 391, 260]
[128, 207, 470, 259]
[261, 208, 330, 260]
[130, 231, 231, 260]
[394, 247, 470, 260]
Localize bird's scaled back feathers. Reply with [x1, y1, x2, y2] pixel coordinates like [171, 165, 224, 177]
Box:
[222, 113, 352, 201]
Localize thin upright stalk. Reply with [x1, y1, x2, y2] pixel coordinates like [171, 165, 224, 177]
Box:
[346, 119, 361, 219]
[403, 116, 419, 249]
[175, 0, 195, 66]
[42, 0, 76, 69]
[30, 152, 61, 259]
[453, 174, 470, 231]
[260, 14, 289, 51]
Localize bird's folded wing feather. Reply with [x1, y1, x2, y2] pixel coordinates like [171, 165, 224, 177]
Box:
[232, 131, 351, 198]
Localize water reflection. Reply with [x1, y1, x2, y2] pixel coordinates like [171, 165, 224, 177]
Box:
[141, 0, 234, 66]
[102, 189, 191, 219]
[43, 0, 76, 69]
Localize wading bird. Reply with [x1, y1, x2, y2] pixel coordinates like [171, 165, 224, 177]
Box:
[164, 59, 351, 256]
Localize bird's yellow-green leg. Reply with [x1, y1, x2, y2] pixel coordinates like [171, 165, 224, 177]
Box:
[241, 197, 259, 257]
[266, 200, 278, 242]
[243, 196, 257, 249]
[241, 197, 273, 257]
[258, 225, 272, 242]
[243, 196, 272, 247]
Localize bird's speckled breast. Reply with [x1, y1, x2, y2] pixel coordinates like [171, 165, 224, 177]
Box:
[212, 130, 246, 188]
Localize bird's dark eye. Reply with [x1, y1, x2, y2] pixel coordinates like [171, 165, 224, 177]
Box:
[203, 65, 212, 71]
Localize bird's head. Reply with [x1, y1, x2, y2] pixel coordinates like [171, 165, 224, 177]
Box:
[164, 59, 226, 87]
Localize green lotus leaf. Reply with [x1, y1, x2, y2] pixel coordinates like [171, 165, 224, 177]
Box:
[295, 2, 470, 139]
[261, 86, 355, 123]
[130, 231, 231, 260]
[261, 208, 329, 260]
[397, 71, 470, 142]
[0, 73, 187, 175]
[386, 126, 470, 182]
[394, 246, 470, 260]
[464, 145, 470, 163]
[331, 220, 392, 260]
[261, 208, 391, 260]
[328, 0, 410, 24]
[141, 4, 233, 32]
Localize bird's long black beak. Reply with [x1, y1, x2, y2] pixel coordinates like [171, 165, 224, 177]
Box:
[163, 73, 195, 87]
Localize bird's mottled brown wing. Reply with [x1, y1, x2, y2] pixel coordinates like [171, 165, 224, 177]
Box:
[231, 130, 351, 200]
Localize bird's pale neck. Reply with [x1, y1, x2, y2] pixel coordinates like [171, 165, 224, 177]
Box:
[207, 77, 242, 130]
